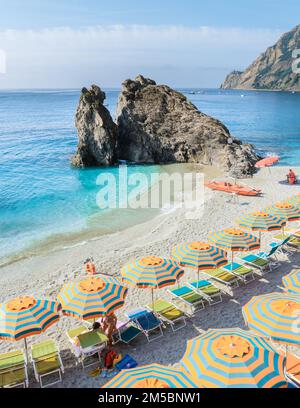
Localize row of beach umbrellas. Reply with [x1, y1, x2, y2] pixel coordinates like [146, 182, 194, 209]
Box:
[0, 193, 300, 386]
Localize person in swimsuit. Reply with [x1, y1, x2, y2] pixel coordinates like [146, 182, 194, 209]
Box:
[100, 313, 117, 346]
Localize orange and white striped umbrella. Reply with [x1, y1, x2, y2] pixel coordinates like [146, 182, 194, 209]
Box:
[243, 293, 300, 346]
[181, 328, 287, 388]
[58, 276, 128, 320]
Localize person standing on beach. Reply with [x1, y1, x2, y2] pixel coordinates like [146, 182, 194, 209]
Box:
[100, 313, 118, 346]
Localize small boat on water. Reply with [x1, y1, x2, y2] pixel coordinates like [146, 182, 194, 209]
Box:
[205, 181, 261, 196]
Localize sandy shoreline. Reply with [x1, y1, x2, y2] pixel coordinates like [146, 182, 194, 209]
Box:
[1, 165, 300, 388]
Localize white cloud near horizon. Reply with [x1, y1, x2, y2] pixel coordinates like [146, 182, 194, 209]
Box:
[0, 25, 282, 88]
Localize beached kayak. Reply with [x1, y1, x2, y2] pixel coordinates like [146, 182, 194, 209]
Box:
[205, 181, 261, 196]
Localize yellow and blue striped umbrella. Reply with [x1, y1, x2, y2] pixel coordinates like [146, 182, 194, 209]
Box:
[104, 364, 203, 388]
[237, 211, 286, 233]
[243, 293, 300, 346]
[208, 228, 260, 252]
[0, 296, 61, 341]
[171, 242, 228, 271]
[181, 328, 287, 388]
[266, 201, 300, 222]
[58, 276, 128, 320]
[282, 269, 300, 295]
[121, 256, 184, 289]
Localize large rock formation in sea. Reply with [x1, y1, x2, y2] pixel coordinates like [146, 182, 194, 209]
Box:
[71, 85, 118, 167]
[221, 24, 300, 92]
[116, 75, 259, 177]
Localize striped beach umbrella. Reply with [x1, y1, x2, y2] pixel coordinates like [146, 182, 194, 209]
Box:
[237, 211, 286, 235]
[266, 201, 300, 222]
[58, 276, 128, 320]
[171, 241, 228, 282]
[243, 293, 300, 346]
[104, 364, 203, 389]
[0, 296, 61, 359]
[121, 256, 184, 289]
[181, 328, 287, 388]
[121, 256, 184, 306]
[208, 228, 260, 266]
[237, 211, 286, 247]
[282, 269, 300, 295]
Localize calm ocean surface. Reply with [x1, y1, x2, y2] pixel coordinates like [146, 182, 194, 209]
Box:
[1, 88, 300, 262]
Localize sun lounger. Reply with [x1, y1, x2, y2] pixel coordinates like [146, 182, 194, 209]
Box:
[287, 236, 300, 249]
[222, 262, 255, 283]
[31, 340, 64, 388]
[147, 299, 187, 332]
[67, 326, 108, 369]
[112, 321, 142, 345]
[286, 353, 300, 388]
[168, 286, 205, 315]
[239, 253, 271, 274]
[203, 269, 239, 288]
[126, 308, 164, 342]
[188, 280, 223, 305]
[0, 350, 28, 388]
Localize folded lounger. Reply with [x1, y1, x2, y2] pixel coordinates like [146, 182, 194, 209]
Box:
[203, 269, 239, 288]
[222, 262, 255, 283]
[126, 308, 164, 343]
[0, 349, 28, 388]
[168, 286, 205, 316]
[188, 280, 223, 305]
[31, 340, 64, 388]
[147, 299, 187, 332]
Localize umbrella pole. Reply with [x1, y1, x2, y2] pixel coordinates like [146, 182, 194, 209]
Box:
[152, 289, 154, 310]
[197, 267, 200, 287]
[24, 338, 28, 363]
[231, 252, 234, 270]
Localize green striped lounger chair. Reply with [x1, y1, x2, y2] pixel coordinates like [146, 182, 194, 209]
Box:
[31, 340, 64, 388]
[147, 299, 187, 332]
[203, 269, 239, 288]
[239, 254, 271, 274]
[188, 280, 223, 305]
[0, 349, 28, 388]
[222, 262, 255, 283]
[168, 286, 205, 316]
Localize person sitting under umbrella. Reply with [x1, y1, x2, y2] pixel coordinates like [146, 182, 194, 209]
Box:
[287, 169, 297, 185]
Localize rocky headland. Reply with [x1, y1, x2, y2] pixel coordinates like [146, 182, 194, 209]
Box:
[221, 24, 300, 92]
[72, 76, 260, 178]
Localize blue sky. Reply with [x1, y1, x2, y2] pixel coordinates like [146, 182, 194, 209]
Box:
[1, 0, 299, 30]
[0, 0, 299, 88]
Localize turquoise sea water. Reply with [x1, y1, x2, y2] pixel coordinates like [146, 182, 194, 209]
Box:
[1, 88, 300, 263]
